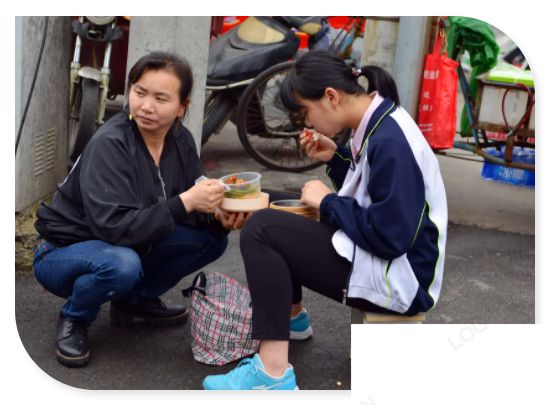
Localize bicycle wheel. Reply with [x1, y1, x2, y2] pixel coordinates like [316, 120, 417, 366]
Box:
[69, 78, 99, 163]
[237, 61, 349, 172]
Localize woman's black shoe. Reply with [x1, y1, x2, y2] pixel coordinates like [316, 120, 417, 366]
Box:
[110, 297, 189, 326]
[55, 316, 90, 368]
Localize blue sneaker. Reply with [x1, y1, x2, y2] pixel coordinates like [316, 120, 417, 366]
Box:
[290, 309, 313, 340]
[203, 353, 298, 390]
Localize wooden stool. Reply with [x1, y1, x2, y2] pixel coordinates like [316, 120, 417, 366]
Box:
[351, 308, 426, 324]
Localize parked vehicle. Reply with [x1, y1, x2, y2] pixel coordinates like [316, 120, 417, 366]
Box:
[203, 16, 359, 172]
[68, 16, 129, 166]
[66, 16, 361, 172]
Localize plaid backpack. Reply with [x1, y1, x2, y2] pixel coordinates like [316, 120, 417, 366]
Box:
[182, 272, 259, 365]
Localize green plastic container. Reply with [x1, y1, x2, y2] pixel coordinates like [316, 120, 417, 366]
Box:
[484, 62, 534, 87]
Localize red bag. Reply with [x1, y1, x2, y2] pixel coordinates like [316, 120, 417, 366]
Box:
[417, 20, 459, 150]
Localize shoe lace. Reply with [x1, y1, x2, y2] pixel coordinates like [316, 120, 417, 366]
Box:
[228, 357, 258, 381]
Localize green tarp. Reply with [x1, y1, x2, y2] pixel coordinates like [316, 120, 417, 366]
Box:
[446, 16, 500, 136]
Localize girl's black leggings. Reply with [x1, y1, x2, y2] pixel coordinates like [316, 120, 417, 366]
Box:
[240, 207, 396, 341]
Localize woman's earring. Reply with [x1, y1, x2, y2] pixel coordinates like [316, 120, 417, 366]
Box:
[128, 114, 133, 121]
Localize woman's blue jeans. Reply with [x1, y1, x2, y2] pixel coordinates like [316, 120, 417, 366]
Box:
[33, 225, 228, 323]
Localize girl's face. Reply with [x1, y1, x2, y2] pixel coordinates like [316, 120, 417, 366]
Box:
[297, 88, 345, 137]
[129, 69, 186, 137]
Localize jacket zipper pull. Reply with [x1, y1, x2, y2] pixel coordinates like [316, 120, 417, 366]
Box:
[342, 288, 348, 305]
[157, 167, 167, 199]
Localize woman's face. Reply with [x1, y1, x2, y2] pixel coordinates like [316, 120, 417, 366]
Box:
[297, 89, 345, 137]
[128, 69, 186, 137]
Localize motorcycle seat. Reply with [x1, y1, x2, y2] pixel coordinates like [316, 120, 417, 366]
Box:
[207, 18, 299, 82]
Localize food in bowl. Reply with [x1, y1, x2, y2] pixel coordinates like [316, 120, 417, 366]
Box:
[220, 172, 261, 199]
[224, 175, 246, 185]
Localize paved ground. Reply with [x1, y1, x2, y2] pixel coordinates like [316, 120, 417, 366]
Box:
[14, 122, 535, 390]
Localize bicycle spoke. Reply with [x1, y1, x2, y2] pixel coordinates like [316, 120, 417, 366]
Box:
[237, 62, 323, 171]
[246, 132, 312, 167]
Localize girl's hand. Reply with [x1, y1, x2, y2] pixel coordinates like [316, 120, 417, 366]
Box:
[299, 129, 337, 162]
[179, 179, 225, 213]
[300, 180, 333, 209]
[214, 209, 253, 230]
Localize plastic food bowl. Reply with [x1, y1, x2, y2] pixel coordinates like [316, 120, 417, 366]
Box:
[220, 172, 262, 199]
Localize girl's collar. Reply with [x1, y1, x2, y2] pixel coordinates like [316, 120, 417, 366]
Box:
[353, 98, 397, 163]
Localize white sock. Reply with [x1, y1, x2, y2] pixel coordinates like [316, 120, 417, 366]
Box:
[255, 354, 291, 378]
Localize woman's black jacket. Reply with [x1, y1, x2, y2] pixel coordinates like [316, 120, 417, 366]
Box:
[36, 110, 227, 253]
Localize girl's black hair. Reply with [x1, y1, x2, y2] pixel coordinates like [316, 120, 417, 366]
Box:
[128, 51, 193, 103]
[280, 49, 400, 112]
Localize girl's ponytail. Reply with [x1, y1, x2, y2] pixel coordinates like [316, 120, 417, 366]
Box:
[359, 65, 400, 105]
[280, 49, 400, 112]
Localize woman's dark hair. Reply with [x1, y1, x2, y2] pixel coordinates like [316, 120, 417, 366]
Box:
[281, 49, 400, 112]
[128, 51, 193, 103]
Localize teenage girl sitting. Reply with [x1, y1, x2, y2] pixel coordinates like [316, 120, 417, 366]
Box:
[203, 49, 448, 390]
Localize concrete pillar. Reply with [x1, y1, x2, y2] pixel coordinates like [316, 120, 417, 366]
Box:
[127, 17, 211, 151]
[360, 17, 400, 72]
[392, 17, 432, 118]
[360, 17, 434, 118]
[15, 16, 72, 212]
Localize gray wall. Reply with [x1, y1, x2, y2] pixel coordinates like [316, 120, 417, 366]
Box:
[15, 16, 72, 212]
[393, 17, 431, 119]
[361, 17, 400, 72]
[15, 16, 211, 211]
[127, 17, 211, 150]
[361, 17, 432, 119]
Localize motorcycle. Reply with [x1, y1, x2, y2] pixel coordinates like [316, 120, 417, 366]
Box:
[68, 16, 129, 165]
[202, 16, 353, 172]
